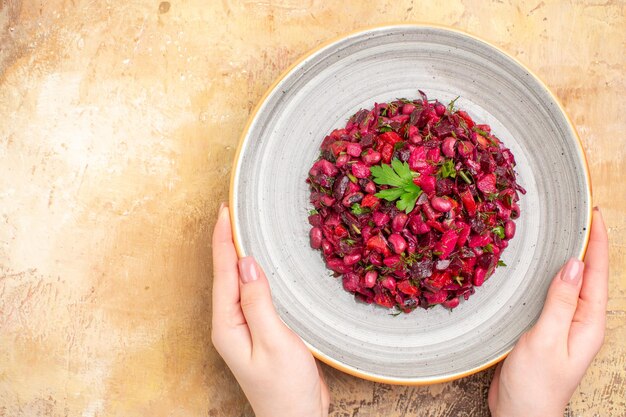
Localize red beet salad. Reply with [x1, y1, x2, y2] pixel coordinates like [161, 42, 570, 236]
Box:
[307, 91, 525, 313]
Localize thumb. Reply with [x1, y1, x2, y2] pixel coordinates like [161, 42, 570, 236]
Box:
[534, 258, 584, 341]
[238, 256, 286, 348]
[488, 361, 503, 412]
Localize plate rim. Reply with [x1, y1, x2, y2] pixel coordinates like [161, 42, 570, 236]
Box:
[228, 23, 593, 385]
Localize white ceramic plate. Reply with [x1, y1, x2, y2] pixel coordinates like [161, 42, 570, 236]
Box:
[230, 25, 592, 384]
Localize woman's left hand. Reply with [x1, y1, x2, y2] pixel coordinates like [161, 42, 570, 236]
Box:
[211, 204, 330, 417]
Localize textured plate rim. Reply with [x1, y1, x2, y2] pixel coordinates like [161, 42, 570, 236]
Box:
[229, 23, 593, 385]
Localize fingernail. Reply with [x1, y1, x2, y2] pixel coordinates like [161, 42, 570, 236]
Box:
[561, 258, 582, 284]
[238, 257, 259, 284]
[218, 202, 228, 218]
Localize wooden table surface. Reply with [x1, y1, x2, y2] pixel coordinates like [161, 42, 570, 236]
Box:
[1, 1, 624, 416]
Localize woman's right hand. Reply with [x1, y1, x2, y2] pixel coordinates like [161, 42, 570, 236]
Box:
[488, 208, 609, 417]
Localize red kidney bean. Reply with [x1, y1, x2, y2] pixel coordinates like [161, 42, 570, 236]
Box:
[457, 141, 474, 157]
[441, 137, 456, 158]
[473, 267, 487, 286]
[343, 253, 361, 266]
[363, 270, 378, 288]
[504, 220, 516, 239]
[310, 227, 323, 249]
[431, 196, 452, 212]
[321, 239, 333, 257]
[391, 213, 408, 232]
[364, 181, 376, 194]
[388, 233, 407, 254]
[402, 103, 416, 114]
[442, 297, 460, 309]
[362, 149, 381, 166]
[381, 276, 396, 291]
[434, 102, 446, 116]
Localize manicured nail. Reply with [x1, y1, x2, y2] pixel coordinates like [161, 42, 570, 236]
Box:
[238, 257, 259, 284]
[218, 202, 228, 219]
[561, 258, 582, 284]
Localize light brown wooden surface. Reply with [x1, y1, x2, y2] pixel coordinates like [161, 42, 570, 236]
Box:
[0, 1, 624, 416]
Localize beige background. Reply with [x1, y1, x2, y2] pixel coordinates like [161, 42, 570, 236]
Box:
[0, 1, 624, 416]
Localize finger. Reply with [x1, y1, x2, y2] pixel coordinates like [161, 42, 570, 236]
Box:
[211, 204, 251, 358]
[316, 361, 331, 414]
[211, 204, 244, 326]
[569, 208, 609, 359]
[533, 258, 584, 341]
[577, 208, 609, 318]
[238, 256, 286, 349]
[488, 361, 503, 411]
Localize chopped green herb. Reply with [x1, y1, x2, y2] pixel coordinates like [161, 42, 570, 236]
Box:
[473, 127, 489, 137]
[454, 275, 464, 286]
[350, 224, 361, 235]
[389, 310, 403, 317]
[364, 264, 375, 271]
[439, 159, 456, 179]
[393, 141, 405, 151]
[308, 209, 319, 215]
[497, 260, 507, 267]
[347, 172, 358, 183]
[402, 252, 421, 266]
[486, 193, 500, 202]
[371, 158, 422, 214]
[350, 203, 368, 215]
[459, 170, 473, 184]
[447, 95, 460, 112]
[379, 124, 393, 133]
[484, 243, 494, 253]
[343, 238, 356, 246]
[492, 226, 505, 239]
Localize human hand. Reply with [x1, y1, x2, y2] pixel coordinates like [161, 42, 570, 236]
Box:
[488, 208, 609, 417]
[211, 204, 330, 417]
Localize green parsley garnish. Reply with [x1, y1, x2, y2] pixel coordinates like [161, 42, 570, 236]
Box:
[308, 209, 319, 215]
[371, 158, 423, 214]
[484, 243, 494, 253]
[497, 260, 507, 267]
[492, 226, 505, 239]
[350, 203, 368, 215]
[439, 159, 456, 179]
